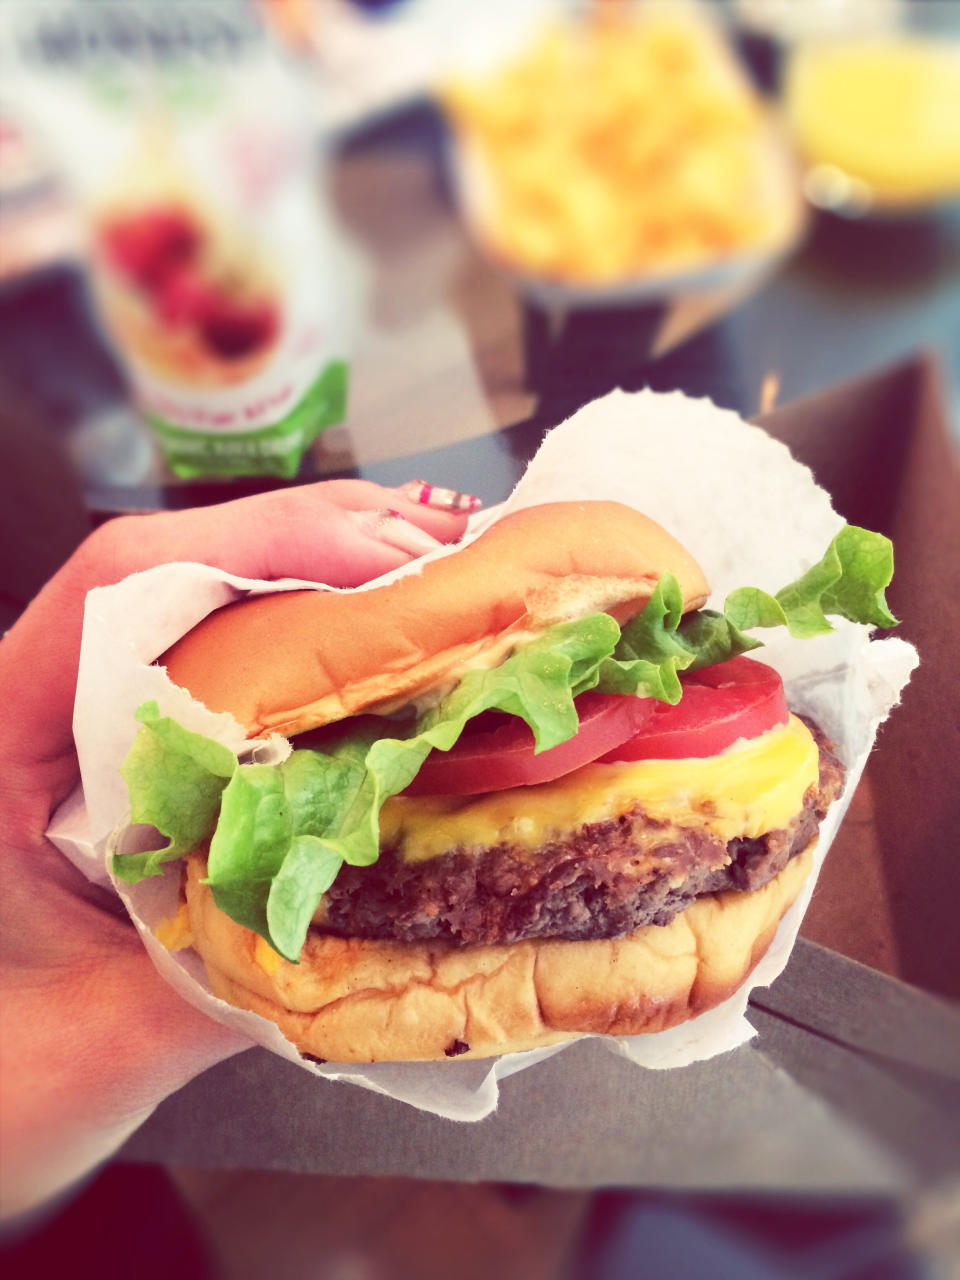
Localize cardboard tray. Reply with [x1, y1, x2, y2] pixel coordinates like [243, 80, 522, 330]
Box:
[758, 356, 960, 1000]
[119, 356, 960, 1191]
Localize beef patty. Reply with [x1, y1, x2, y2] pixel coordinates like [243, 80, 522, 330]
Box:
[314, 719, 844, 948]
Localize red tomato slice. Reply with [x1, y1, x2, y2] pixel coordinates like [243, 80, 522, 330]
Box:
[404, 657, 788, 797]
[402, 692, 652, 797]
[601, 656, 788, 762]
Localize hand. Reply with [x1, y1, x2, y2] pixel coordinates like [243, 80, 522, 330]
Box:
[0, 480, 474, 1220]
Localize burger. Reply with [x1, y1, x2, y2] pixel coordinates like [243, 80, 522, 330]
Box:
[115, 501, 895, 1062]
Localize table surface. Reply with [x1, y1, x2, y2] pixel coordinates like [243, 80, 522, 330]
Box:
[2, 102, 958, 994]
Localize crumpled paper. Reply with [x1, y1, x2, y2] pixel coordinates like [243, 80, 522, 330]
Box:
[48, 389, 917, 1121]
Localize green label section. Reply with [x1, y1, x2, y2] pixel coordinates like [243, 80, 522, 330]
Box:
[146, 360, 348, 479]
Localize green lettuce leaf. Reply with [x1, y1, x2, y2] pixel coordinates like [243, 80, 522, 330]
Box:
[115, 523, 896, 959]
[725, 525, 898, 638]
[595, 573, 693, 701]
[595, 573, 764, 693]
[114, 701, 237, 882]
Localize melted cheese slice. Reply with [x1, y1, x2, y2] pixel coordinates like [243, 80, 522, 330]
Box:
[255, 936, 285, 975]
[379, 715, 819, 864]
[154, 900, 193, 951]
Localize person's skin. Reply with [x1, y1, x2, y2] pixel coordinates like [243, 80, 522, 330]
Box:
[0, 480, 474, 1221]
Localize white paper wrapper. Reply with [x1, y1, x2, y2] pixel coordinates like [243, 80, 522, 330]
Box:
[49, 389, 917, 1122]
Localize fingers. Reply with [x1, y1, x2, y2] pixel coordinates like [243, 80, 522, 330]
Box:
[222, 482, 478, 584]
[287, 479, 478, 546]
[0, 477, 483, 779]
[103, 482, 474, 586]
[394, 480, 483, 515]
[346, 508, 447, 558]
[61, 477, 478, 591]
[230, 494, 434, 586]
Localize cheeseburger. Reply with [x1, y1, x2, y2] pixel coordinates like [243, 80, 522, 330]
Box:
[116, 501, 895, 1062]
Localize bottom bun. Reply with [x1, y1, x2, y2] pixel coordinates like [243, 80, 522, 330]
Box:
[184, 843, 815, 1063]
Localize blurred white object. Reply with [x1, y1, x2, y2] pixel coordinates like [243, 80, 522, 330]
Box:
[733, 0, 905, 42]
[273, 0, 554, 134]
[0, 105, 78, 281]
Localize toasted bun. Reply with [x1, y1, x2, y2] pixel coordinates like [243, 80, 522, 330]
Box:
[183, 843, 813, 1063]
[162, 501, 709, 737]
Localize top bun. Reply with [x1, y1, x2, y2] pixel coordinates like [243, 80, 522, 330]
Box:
[161, 501, 709, 738]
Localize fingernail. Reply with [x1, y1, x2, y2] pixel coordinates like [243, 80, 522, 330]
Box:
[399, 480, 482, 513]
[353, 508, 444, 556]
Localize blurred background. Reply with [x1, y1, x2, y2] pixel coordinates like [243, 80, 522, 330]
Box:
[1, 0, 958, 1276]
[1, 0, 958, 544]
